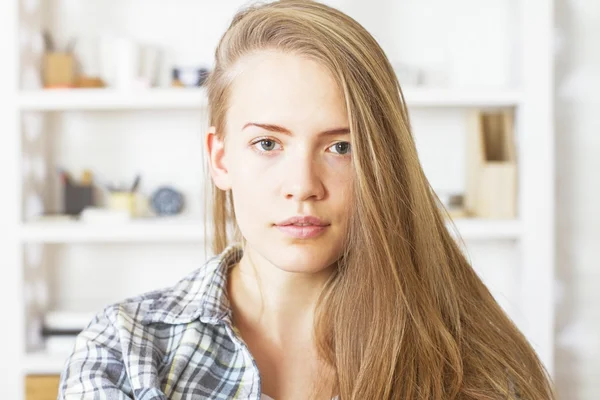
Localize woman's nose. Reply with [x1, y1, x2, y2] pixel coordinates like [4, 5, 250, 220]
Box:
[282, 152, 326, 202]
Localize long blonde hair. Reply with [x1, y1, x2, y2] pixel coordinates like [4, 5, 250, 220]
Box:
[204, 1, 556, 399]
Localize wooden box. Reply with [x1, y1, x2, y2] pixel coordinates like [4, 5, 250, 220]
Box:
[465, 110, 517, 219]
[43, 53, 75, 88]
[25, 375, 60, 400]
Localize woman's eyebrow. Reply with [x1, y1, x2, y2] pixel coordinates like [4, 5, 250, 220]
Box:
[242, 122, 350, 136]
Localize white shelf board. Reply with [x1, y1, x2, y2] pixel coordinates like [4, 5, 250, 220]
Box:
[19, 218, 519, 243]
[451, 218, 522, 240]
[23, 351, 69, 375]
[20, 218, 208, 243]
[18, 88, 208, 111]
[402, 88, 523, 107]
[17, 87, 521, 111]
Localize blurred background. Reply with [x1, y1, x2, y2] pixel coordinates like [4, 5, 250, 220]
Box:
[0, 0, 597, 399]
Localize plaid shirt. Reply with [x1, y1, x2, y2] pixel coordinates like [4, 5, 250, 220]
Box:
[57, 240, 520, 399]
[58, 243, 266, 400]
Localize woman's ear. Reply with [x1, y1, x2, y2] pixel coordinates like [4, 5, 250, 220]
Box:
[205, 126, 232, 191]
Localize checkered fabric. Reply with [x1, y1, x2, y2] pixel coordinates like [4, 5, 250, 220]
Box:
[58, 243, 266, 400]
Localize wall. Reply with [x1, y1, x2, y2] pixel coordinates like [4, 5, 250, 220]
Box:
[35, 0, 524, 323]
[554, 0, 600, 398]
[2, 0, 587, 397]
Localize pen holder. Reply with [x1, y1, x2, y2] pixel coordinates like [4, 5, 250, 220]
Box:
[43, 52, 75, 88]
[64, 183, 94, 216]
[108, 192, 136, 217]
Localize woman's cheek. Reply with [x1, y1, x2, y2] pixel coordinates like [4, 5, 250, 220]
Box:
[324, 154, 353, 178]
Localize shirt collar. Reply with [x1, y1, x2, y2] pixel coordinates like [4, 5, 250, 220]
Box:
[141, 243, 243, 326]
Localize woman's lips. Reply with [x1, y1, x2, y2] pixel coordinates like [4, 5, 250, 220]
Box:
[275, 224, 329, 239]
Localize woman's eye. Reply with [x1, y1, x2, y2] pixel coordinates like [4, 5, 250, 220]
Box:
[253, 139, 281, 152]
[329, 141, 351, 155]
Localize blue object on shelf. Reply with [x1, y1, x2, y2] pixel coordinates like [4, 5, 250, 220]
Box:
[150, 186, 184, 216]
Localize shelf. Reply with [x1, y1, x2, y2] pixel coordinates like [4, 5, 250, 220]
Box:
[18, 88, 208, 111]
[20, 218, 208, 243]
[23, 351, 69, 375]
[17, 87, 521, 111]
[19, 218, 520, 243]
[451, 218, 522, 240]
[45, 310, 96, 331]
[402, 88, 523, 108]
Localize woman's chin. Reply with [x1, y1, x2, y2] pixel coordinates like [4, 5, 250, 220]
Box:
[273, 263, 330, 274]
[241, 232, 343, 273]
[266, 248, 339, 274]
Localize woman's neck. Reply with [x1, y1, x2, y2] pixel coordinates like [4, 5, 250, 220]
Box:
[226, 244, 335, 344]
[226, 244, 339, 399]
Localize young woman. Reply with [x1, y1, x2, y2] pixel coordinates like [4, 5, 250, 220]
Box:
[59, 1, 556, 399]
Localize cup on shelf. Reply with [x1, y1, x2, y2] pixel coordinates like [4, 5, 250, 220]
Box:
[114, 37, 140, 89]
[139, 45, 161, 88]
[61, 170, 95, 216]
[99, 36, 162, 89]
[108, 191, 137, 217]
[43, 52, 76, 88]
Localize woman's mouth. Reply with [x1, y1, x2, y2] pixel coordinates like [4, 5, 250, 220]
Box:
[275, 224, 329, 239]
[275, 215, 330, 239]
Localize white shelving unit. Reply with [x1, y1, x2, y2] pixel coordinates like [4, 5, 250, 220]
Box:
[0, 1, 554, 399]
[18, 88, 209, 111]
[23, 352, 69, 376]
[19, 218, 522, 243]
[17, 87, 522, 111]
[20, 218, 209, 243]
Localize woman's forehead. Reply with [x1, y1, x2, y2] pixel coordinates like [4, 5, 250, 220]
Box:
[226, 52, 348, 133]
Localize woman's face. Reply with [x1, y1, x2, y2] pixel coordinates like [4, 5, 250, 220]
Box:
[207, 50, 353, 274]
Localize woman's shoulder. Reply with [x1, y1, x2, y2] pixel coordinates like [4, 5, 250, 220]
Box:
[99, 243, 243, 330]
[59, 244, 246, 399]
[68, 243, 243, 357]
